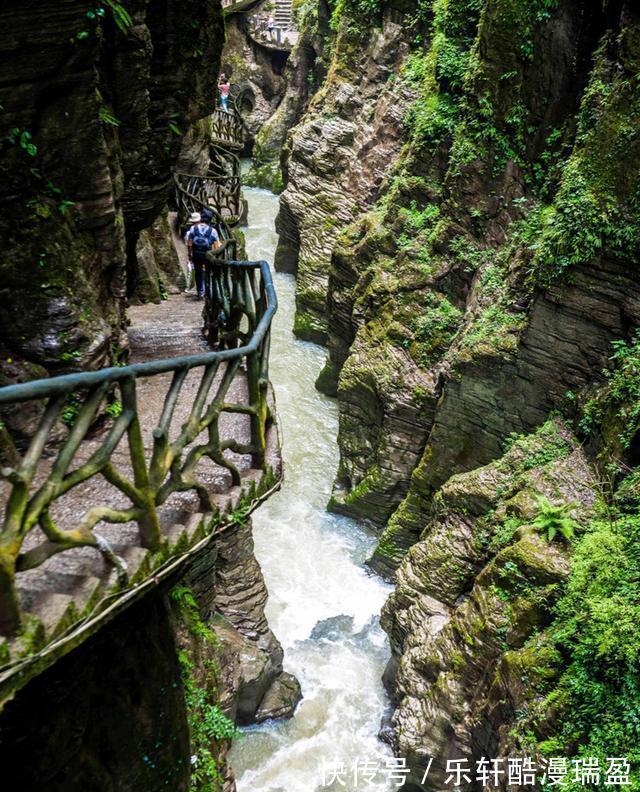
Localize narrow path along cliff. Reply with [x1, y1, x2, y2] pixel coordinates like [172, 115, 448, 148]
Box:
[228, 183, 395, 790]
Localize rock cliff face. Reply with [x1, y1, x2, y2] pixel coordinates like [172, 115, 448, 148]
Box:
[282, 0, 640, 785]
[0, 515, 300, 792]
[247, 0, 332, 192]
[220, 0, 331, 193]
[299, 0, 640, 572]
[0, 593, 192, 791]
[184, 517, 301, 729]
[381, 419, 597, 788]
[222, 12, 288, 157]
[274, 9, 417, 342]
[0, 0, 223, 377]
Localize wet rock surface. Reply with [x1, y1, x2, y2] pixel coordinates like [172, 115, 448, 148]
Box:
[275, 13, 416, 343]
[0, 593, 191, 792]
[0, 0, 223, 380]
[381, 421, 597, 789]
[282, 1, 640, 784]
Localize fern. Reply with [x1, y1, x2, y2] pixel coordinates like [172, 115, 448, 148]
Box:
[532, 495, 577, 542]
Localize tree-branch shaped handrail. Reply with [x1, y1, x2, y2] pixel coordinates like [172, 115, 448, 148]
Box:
[0, 258, 276, 637]
[175, 171, 242, 226]
[211, 106, 244, 149]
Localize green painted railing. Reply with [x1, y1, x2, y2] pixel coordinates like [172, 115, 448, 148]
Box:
[0, 258, 275, 636]
[211, 106, 244, 149]
[175, 170, 242, 226]
[0, 98, 256, 639]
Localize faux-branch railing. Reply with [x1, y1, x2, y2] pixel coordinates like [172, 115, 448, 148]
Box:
[0, 259, 276, 636]
[175, 171, 242, 226]
[211, 106, 244, 149]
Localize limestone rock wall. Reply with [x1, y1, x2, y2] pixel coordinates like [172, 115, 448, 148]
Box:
[381, 420, 597, 789]
[247, 0, 332, 192]
[294, 0, 640, 575]
[0, 516, 300, 791]
[184, 518, 301, 729]
[0, 0, 224, 376]
[0, 593, 192, 791]
[287, 0, 640, 784]
[221, 14, 288, 154]
[274, 9, 416, 343]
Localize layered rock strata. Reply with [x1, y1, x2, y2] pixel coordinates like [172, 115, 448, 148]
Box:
[275, 10, 417, 342]
[0, 0, 224, 376]
[0, 515, 300, 792]
[297, 0, 640, 578]
[283, 0, 640, 785]
[381, 420, 597, 789]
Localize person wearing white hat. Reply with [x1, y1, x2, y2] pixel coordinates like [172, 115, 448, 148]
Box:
[184, 211, 220, 299]
[182, 212, 201, 293]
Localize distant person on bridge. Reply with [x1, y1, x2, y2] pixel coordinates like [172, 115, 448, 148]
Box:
[185, 211, 220, 300]
[218, 74, 230, 112]
[267, 14, 275, 40]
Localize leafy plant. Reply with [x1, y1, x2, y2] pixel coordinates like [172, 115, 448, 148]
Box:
[532, 495, 577, 542]
[61, 392, 83, 426]
[99, 106, 121, 127]
[171, 586, 236, 791]
[104, 0, 133, 33]
[8, 128, 37, 157]
[106, 400, 123, 418]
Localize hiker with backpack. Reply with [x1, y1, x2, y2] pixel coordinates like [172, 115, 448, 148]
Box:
[185, 211, 220, 299]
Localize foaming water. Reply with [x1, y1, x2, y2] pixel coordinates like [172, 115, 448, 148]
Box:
[228, 185, 394, 791]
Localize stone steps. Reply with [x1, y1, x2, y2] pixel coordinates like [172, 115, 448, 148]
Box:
[1, 224, 279, 669]
[6, 462, 269, 658]
[274, 0, 292, 27]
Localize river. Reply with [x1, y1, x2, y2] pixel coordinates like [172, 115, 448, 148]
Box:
[227, 186, 395, 792]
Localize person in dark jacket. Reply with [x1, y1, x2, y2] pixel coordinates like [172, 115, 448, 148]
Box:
[185, 212, 220, 299]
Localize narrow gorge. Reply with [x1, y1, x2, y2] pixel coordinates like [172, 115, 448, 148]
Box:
[0, 0, 639, 791]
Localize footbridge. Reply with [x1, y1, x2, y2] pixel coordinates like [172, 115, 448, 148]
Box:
[0, 105, 277, 702]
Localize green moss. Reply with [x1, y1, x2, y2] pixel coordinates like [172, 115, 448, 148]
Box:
[370, 524, 406, 568]
[293, 310, 326, 344]
[580, 333, 640, 457]
[402, 0, 483, 152]
[344, 464, 383, 505]
[458, 303, 527, 359]
[515, 514, 640, 785]
[170, 586, 235, 792]
[243, 161, 284, 194]
[531, 33, 640, 284]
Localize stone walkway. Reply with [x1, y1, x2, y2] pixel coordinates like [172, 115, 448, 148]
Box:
[1, 219, 278, 665]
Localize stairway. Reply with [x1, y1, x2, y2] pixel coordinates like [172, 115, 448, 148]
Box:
[0, 217, 279, 674]
[274, 0, 292, 30]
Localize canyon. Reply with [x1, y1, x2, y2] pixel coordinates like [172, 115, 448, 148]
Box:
[0, 0, 639, 790]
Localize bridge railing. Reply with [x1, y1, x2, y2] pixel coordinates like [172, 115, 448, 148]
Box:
[0, 256, 276, 636]
[211, 106, 244, 149]
[175, 172, 241, 226]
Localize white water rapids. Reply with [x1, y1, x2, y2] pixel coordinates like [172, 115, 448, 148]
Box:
[228, 185, 395, 792]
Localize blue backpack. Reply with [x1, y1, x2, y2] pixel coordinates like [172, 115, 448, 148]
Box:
[191, 223, 214, 253]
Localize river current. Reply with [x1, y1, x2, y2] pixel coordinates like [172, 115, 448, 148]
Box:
[228, 186, 395, 791]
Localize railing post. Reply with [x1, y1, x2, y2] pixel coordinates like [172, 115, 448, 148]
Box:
[121, 378, 162, 551]
[0, 548, 21, 635]
[247, 350, 266, 468]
